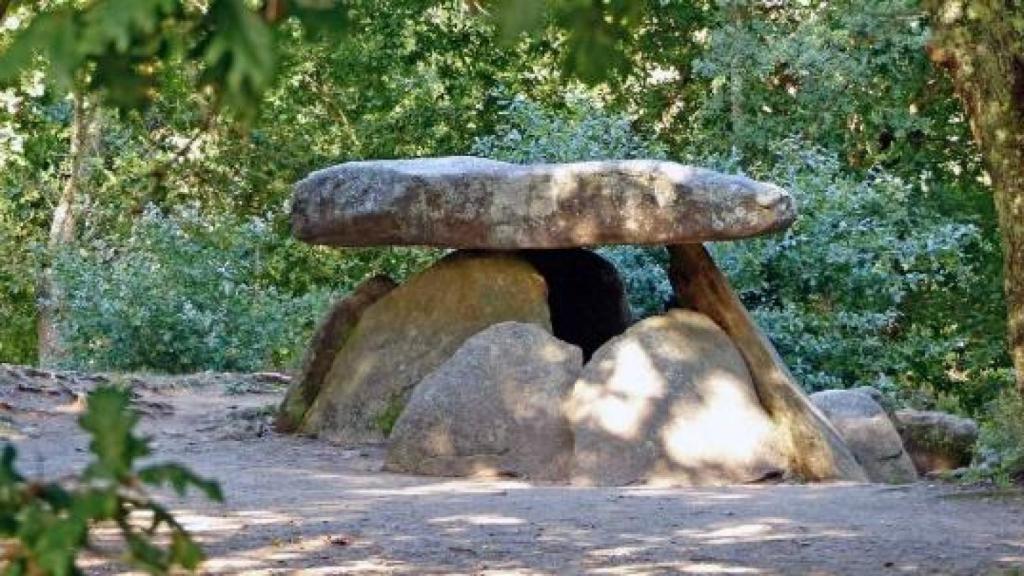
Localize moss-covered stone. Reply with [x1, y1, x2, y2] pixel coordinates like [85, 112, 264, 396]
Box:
[895, 409, 979, 474]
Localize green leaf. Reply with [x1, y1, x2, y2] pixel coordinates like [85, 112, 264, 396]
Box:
[196, 0, 277, 112]
[138, 463, 224, 502]
[70, 489, 119, 521]
[89, 50, 162, 109]
[79, 0, 178, 54]
[124, 531, 168, 572]
[35, 483, 74, 512]
[287, 0, 352, 39]
[169, 530, 204, 570]
[79, 387, 150, 481]
[552, 0, 641, 84]
[488, 0, 546, 42]
[33, 518, 87, 576]
[0, 445, 24, 485]
[0, 8, 79, 87]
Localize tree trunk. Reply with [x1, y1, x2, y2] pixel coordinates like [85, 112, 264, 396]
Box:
[36, 91, 96, 366]
[925, 0, 1024, 393]
[728, 4, 745, 145]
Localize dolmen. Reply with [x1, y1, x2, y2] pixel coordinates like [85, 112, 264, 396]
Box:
[277, 157, 870, 485]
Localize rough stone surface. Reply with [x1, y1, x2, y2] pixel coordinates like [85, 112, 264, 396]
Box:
[810, 390, 917, 484]
[569, 309, 787, 486]
[299, 252, 552, 444]
[276, 275, 397, 432]
[385, 322, 582, 479]
[292, 157, 796, 248]
[517, 249, 632, 359]
[895, 409, 979, 474]
[850, 386, 898, 420]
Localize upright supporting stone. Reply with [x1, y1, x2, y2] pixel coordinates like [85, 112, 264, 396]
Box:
[276, 275, 397, 433]
[667, 243, 866, 482]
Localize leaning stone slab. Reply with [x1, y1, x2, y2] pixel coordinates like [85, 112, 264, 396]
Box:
[292, 157, 796, 248]
[385, 322, 581, 480]
[569, 309, 788, 486]
[299, 252, 552, 445]
[276, 275, 397, 433]
[668, 244, 867, 482]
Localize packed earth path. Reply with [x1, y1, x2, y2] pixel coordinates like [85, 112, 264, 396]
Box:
[2, 365, 1023, 576]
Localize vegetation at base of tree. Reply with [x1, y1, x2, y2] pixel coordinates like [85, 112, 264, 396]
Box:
[0, 386, 222, 575]
[973, 390, 1024, 485]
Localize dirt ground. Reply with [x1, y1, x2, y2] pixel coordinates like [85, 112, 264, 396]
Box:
[2, 365, 1024, 575]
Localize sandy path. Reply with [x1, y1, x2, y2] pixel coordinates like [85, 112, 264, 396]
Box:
[3, 371, 1024, 575]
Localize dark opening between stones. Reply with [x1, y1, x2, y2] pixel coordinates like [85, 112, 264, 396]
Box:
[517, 249, 633, 360]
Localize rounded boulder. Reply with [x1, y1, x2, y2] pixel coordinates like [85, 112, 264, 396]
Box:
[385, 322, 582, 480]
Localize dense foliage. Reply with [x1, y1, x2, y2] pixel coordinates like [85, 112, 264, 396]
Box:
[717, 141, 1008, 411]
[53, 209, 330, 372]
[53, 208, 437, 373]
[0, 387, 221, 574]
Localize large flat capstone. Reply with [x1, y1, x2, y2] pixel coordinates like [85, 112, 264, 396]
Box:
[292, 157, 796, 248]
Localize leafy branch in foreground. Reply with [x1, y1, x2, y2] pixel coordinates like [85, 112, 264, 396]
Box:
[0, 0, 350, 113]
[0, 387, 223, 575]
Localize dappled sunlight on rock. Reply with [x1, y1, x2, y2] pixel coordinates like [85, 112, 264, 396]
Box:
[572, 310, 787, 485]
[570, 339, 666, 441]
[298, 253, 552, 445]
[384, 322, 579, 479]
[539, 341, 573, 362]
[661, 368, 782, 476]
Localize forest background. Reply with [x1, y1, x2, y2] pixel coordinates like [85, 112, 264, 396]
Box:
[1, 0, 1021, 475]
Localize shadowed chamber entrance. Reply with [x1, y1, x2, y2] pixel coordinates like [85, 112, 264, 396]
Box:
[518, 249, 632, 360]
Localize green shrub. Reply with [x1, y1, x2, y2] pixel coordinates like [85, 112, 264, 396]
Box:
[52, 207, 440, 374]
[0, 387, 221, 574]
[976, 390, 1024, 483]
[595, 246, 673, 319]
[712, 140, 1008, 410]
[52, 209, 333, 374]
[471, 90, 666, 164]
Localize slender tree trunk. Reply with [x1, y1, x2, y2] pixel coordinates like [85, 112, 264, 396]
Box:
[37, 91, 96, 366]
[728, 4, 745, 146]
[925, 0, 1024, 393]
